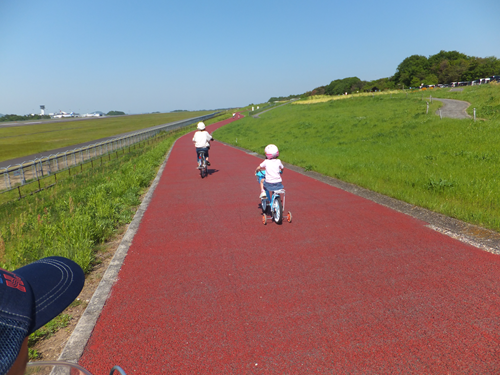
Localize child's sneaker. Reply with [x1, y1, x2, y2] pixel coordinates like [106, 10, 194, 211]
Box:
[260, 191, 267, 199]
[207, 161, 211, 166]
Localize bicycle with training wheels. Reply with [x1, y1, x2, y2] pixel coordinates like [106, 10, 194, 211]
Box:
[261, 188, 292, 225]
[197, 150, 208, 178]
[25, 361, 127, 374]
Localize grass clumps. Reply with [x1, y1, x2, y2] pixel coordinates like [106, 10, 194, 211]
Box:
[0, 126, 191, 272]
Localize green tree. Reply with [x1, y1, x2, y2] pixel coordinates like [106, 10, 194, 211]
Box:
[423, 74, 439, 85]
[394, 55, 429, 87]
[324, 77, 362, 95]
[410, 77, 421, 88]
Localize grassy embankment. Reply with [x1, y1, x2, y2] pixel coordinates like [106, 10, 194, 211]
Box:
[214, 84, 500, 232]
[0, 111, 231, 272]
[0, 110, 232, 358]
[0, 111, 213, 162]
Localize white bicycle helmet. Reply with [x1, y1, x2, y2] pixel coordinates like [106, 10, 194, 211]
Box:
[265, 144, 279, 159]
[197, 122, 206, 130]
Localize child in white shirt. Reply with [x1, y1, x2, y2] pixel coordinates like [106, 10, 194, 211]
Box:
[192, 122, 213, 167]
[255, 144, 284, 201]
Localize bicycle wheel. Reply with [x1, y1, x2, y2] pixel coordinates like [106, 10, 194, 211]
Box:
[261, 198, 267, 214]
[272, 196, 283, 224]
[197, 153, 203, 169]
[198, 153, 205, 178]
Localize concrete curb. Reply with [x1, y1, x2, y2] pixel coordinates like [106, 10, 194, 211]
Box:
[58, 139, 178, 363]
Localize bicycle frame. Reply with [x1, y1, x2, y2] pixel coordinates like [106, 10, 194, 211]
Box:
[268, 189, 285, 212]
[197, 151, 207, 167]
[197, 151, 208, 178]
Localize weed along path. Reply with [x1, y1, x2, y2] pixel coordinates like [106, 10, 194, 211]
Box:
[76, 117, 500, 373]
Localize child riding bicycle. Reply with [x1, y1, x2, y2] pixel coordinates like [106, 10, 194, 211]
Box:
[255, 144, 284, 202]
[192, 122, 213, 168]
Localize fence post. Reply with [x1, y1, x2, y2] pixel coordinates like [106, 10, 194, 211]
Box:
[3, 169, 11, 190]
[474, 108, 476, 122]
[426, 102, 429, 114]
[20, 166, 25, 185]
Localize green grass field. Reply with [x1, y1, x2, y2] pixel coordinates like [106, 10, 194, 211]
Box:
[214, 84, 500, 232]
[0, 125, 196, 271]
[0, 111, 213, 162]
[0, 111, 235, 271]
[419, 83, 500, 120]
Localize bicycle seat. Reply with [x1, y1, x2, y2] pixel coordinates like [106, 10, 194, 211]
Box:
[273, 189, 285, 194]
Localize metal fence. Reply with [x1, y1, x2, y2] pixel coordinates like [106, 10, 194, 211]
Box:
[1, 112, 218, 193]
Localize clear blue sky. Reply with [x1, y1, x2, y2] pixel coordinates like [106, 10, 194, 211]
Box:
[1, 0, 499, 115]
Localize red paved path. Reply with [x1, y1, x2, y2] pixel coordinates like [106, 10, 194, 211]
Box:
[80, 117, 500, 374]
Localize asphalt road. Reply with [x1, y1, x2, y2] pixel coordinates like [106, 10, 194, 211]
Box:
[0, 116, 208, 169]
[434, 98, 471, 119]
[0, 115, 112, 129]
[69, 116, 500, 374]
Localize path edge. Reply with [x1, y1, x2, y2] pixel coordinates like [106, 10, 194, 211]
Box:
[58, 139, 179, 363]
[217, 140, 500, 254]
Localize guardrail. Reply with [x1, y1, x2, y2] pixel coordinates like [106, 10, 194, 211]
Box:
[0, 112, 219, 194]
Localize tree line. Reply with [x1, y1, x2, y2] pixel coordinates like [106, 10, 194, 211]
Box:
[0, 114, 51, 122]
[268, 50, 500, 101]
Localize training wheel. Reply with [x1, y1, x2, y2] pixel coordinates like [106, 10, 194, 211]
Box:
[287, 211, 292, 223]
[262, 214, 267, 225]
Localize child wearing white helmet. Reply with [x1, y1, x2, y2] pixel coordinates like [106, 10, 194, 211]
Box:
[192, 122, 213, 168]
[255, 144, 284, 200]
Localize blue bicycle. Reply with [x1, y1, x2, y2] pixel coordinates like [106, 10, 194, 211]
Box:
[261, 188, 292, 225]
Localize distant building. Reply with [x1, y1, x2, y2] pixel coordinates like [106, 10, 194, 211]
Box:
[82, 112, 104, 117]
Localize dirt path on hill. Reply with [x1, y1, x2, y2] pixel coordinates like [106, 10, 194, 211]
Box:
[433, 98, 472, 119]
